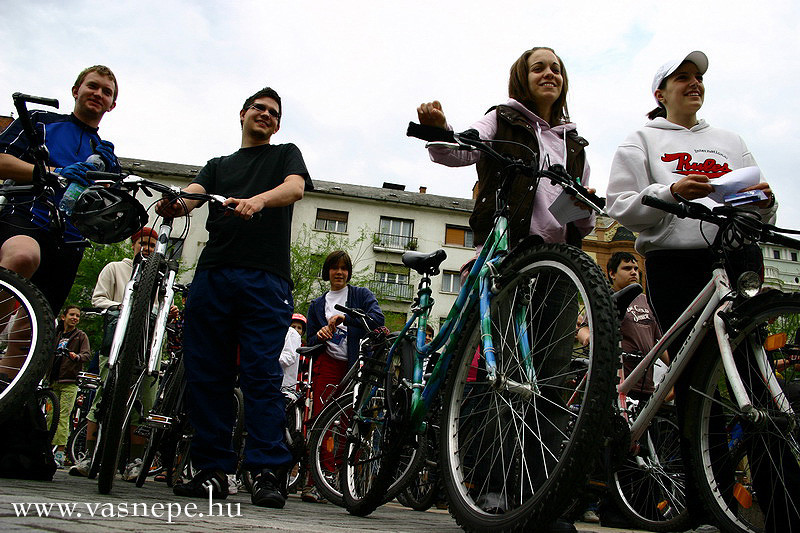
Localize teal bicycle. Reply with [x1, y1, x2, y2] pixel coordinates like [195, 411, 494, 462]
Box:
[337, 123, 620, 531]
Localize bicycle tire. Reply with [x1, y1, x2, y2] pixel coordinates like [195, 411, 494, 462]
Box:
[37, 387, 60, 445]
[284, 401, 306, 494]
[67, 418, 89, 465]
[308, 392, 354, 506]
[439, 243, 618, 532]
[609, 412, 692, 532]
[0, 267, 55, 423]
[341, 347, 426, 516]
[136, 358, 185, 487]
[681, 290, 800, 533]
[97, 255, 162, 494]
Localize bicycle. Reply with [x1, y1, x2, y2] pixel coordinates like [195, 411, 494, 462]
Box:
[65, 370, 102, 465]
[331, 123, 619, 529]
[0, 93, 67, 423]
[76, 172, 232, 494]
[603, 194, 800, 533]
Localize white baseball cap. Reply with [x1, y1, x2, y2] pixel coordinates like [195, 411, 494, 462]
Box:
[651, 51, 709, 102]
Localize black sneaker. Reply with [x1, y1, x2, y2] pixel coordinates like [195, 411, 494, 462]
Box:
[251, 469, 286, 509]
[173, 469, 228, 499]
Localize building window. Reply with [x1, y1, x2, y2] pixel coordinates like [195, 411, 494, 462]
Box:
[445, 225, 474, 248]
[375, 217, 416, 249]
[315, 209, 348, 233]
[773, 249, 781, 260]
[792, 252, 798, 262]
[442, 270, 461, 294]
[370, 262, 413, 301]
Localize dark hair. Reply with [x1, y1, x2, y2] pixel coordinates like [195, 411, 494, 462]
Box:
[425, 325, 435, 335]
[60, 304, 81, 317]
[74, 65, 118, 103]
[242, 87, 282, 123]
[607, 252, 637, 279]
[508, 47, 570, 125]
[322, 250, 352, 282]
[647, 78, 668, 120]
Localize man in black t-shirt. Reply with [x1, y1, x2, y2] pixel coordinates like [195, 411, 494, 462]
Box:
[158, 87, 312, 509]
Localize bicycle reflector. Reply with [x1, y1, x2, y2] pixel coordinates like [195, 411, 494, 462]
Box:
[71, 186, 147, 244]
[764, 332, 787, 352]
[736, 271, 761, 298]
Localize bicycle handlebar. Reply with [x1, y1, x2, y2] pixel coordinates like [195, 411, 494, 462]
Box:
[406, 122, 605, 213]
[333, 303, 380, 332]
[642, 194, 800, 250]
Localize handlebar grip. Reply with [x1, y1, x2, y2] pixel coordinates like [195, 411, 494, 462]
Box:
[12, 92, 59, 109]
[641, 195, 687, 218]
[763, 231, 800, 251]
[406, 122, 456, 143]
[86, 171, 123, 182]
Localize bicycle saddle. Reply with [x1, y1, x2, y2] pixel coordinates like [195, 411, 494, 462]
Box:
[402, 249, 447, 276]
[296, 344, 326, 357]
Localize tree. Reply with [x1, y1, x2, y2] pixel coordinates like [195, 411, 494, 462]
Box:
[64, 241, 132, 352]
[290, 224, 373, 316]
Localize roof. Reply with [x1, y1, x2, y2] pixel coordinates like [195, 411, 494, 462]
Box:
[120, 156, 474, 213]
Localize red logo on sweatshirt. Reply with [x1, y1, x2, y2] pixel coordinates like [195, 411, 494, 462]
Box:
[661, 152, 731, 179]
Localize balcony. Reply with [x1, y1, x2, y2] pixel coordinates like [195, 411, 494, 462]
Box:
[368, 280, 414, 302]
[372, 232, 418, 252]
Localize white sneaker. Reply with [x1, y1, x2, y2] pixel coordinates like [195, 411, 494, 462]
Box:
[69, 457, 91, 477]
[582, 510, 600, 523]
[123, 458, 143, 482]
[227, 474, 239, 495]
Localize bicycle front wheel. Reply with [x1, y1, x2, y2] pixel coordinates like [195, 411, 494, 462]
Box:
[0, 268, 55, 423]
[682, 290, 800, 533]
[440, 243, 618, 532]
[97, 255, 162, 494]
[308, 392, 353, 506]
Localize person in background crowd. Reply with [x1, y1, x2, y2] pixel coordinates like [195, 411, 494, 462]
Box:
[301, 250, 383, 504]
[280, 313, 306, 389]
[49, 305, 91, 468]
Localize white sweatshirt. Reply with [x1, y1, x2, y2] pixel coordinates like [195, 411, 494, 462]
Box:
[92, 258, 133, 309]
[606, 118, 777, 254]
[280, 327, 301, 389]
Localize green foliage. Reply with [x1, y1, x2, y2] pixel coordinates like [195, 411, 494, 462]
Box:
[290, 224, 372, 316]
[65, 241, 132, 352]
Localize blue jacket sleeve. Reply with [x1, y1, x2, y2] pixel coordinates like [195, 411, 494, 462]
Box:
[344, 286, 384, 332]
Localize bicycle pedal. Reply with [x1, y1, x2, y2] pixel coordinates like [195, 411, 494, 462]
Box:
[144, 414, 173, 429]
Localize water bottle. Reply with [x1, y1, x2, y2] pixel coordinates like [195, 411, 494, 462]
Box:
[59, 154, 104, 215]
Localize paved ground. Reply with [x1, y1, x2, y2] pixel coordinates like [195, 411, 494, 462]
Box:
[0, 470, 667, 533]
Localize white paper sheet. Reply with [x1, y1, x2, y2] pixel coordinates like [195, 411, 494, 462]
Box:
[549, 190, 589, 225]
[708, 166, 760, 203]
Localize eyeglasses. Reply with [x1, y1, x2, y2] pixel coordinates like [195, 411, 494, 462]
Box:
[248, 103, 280, 119]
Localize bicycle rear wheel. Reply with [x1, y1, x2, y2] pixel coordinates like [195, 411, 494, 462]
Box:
[97, 255, 162, 494]
[609, 412, 692, 531]
[67, 418, 89, 465]
[0, 268, 55, 423]
[440, 244, 617, 532]
[682, 291, 800, 533]
[308, 392, 353, 506]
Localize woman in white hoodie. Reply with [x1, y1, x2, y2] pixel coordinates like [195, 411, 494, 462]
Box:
[606, 51, 780, 528]
[606, 50, 777, 331]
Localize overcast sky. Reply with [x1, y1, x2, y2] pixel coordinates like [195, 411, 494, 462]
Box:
[2, 0, 799, 229]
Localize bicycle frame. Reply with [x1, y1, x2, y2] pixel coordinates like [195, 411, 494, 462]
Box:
[622, 265, 793, 445]
[387, 210, 511, 431]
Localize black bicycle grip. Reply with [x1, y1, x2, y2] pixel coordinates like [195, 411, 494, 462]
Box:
[407, 122, 456, 143]
[12, 92, 59, 109]
[763, 230, 800, 251]
[86, 171, 123, 182]
[641, 195, 687, 217]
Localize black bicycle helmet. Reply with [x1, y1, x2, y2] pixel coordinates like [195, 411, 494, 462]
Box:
[71, 185, 148, 244]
